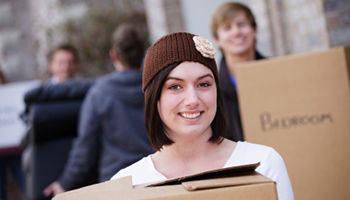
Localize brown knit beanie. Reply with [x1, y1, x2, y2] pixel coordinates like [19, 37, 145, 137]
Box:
[143, 32, 218, 92]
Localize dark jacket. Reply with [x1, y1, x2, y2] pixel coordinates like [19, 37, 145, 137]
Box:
[59, 70, 153, 190]
[21, 79, 95, 199]
[21, 79, 94, 146]
[219, 51, 265, 141]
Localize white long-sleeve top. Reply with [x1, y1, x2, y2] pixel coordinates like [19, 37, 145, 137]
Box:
[112, 141, 294, 200]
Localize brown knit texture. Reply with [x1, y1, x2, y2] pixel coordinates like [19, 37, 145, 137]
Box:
[143, 32, 217, 92]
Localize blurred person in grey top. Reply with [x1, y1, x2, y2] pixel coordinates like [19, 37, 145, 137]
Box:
[43, 23, 153, 197]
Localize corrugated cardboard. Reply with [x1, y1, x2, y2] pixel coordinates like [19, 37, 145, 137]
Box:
[235, 47, 350, 200]
[54, 163, 277, 200]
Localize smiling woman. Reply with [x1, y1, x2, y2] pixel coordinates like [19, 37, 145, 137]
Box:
[157, 62, 217, 144]
[142, 33, 226, 151]
[111, 32, 294, 200]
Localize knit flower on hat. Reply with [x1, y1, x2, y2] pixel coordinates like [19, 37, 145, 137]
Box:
[193, 36, 216, 59]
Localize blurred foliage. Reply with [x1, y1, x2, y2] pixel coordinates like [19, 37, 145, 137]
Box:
[58, 0, 149, 78]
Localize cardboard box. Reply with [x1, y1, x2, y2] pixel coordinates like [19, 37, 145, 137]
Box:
[235, 47, 350, 200]
[54, 163, 277, 200]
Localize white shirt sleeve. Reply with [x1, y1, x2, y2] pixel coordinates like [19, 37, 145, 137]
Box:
[256, 147, 294, 200]
[225, 142, 294, 200]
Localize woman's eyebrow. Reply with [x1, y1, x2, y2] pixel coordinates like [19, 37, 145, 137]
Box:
[198, 74, 214, 81]
[166, 74, 214, 81]
[166, 77, 183, 81]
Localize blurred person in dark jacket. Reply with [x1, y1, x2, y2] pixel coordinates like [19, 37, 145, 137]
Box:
[43, 23, 153, 197]
[47, 44, 80, 84]
[210, 2, 266, 141]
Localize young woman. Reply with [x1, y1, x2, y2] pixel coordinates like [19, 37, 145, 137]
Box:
[111, 32, 294, 199]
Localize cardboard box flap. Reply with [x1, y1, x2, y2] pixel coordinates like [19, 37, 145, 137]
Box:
[182, 172, 272, 191]
[147, 162, 260, 187]
[53, 176, 132, 200]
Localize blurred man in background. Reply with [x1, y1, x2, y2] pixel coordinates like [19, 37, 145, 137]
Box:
[210, 2, 265, 142]
[47, 44, 80, 84]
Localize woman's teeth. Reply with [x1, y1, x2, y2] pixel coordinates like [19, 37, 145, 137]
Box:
[181, 112, 200, 119]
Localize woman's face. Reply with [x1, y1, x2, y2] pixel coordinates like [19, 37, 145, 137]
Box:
[157, 61, 217, 142]
[215, 11, 256, 56]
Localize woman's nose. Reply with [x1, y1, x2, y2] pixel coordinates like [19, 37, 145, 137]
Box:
[183, 87, 200, 108]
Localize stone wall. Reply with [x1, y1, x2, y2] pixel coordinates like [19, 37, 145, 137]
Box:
[28, 0, 88, 79]
[0, 0, 37, 81]
[323, 0, 350, 47]
[0, 0, 88, 81]
[247, 0, 276, 57]
[144, 0, 184, 43]
[282, 0, 329, 54]
[246, 0, 329, 56]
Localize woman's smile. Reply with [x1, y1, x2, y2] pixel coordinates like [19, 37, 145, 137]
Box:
[179, 111, 203, 120]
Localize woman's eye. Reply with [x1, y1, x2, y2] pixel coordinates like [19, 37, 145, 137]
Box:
[168, 84, 181, 90]
[199, 82, 212, 88]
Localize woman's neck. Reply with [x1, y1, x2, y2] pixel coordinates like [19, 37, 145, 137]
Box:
[162, 125, 213, 158]
[162, 137, 216, 162]
[153, 138, 236, 178]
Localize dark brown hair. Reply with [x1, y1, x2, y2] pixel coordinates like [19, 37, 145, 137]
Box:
[47, 43, 80, 63]
[111, 23, 145, 70]
[144, 62, 228, 151]
[211, 2, 257, 39]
